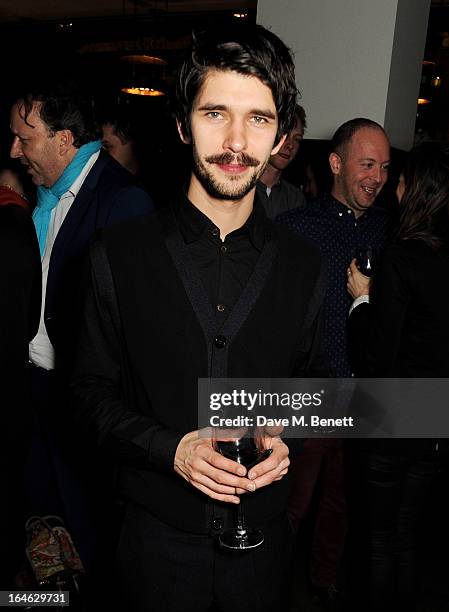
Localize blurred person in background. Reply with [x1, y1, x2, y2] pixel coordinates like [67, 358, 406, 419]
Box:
[0, 166, 30, 211]
[9, 78, 154, 587]
[278, 118, 392, 611]
[99, 101, 172, 206]
[257, 103, 306, 218]
[101, 107, 140, 176]
[347, 142, 449, 612]
[0, 199, 40, 586]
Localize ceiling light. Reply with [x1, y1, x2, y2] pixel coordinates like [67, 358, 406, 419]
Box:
[121, 54, 167, 66]
[121, 87, 165, 97]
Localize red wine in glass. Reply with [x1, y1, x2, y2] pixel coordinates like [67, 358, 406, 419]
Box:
[215, 435, 272, 550]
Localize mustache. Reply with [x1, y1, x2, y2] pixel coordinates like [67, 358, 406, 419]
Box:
[204, 152, 260, 167]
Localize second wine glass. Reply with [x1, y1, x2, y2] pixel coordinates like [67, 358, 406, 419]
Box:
[355, 246, 378, 277]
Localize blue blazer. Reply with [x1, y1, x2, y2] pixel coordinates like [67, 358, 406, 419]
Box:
[44, 151, 154, 371]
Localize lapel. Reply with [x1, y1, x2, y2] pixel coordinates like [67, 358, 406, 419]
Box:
[45, 152, 109, 313]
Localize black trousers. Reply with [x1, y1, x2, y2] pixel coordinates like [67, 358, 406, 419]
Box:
[347, 448, 442, 612]
[116, 502, 294, 612]
[367, 452, 441, 612]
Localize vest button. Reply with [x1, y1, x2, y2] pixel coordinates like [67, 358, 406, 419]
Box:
[212, 518, 223, 530]
[214, 335, 227, 349]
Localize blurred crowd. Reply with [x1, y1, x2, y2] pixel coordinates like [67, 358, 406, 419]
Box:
[1, 22, 448, 612]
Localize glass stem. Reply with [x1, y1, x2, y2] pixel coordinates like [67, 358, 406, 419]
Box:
[236, 496, 246, 533]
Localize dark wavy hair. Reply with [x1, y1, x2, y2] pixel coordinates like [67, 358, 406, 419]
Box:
[16, 79, 99, 147]
[397, 142, 449, 249]
[331, 117, 385, 157]
[99, 105, 138, 145]
[175, 24, 298, 145]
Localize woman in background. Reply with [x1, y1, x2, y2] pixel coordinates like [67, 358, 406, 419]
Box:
[346, 142, 449, 611]
[0, 167, 30, 211]
[0, 195, 40, 586]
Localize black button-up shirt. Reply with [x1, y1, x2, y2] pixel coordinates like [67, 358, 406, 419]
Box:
[177, 195, 267, 325]
[176, 195, 271, 531]
[256, 178, 306, 219]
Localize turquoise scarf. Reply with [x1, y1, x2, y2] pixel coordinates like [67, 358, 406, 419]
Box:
[33, 140, 102, 257]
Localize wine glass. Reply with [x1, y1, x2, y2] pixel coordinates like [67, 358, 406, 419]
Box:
[355, 246, 378, 277]
[214, 429, 272, 550]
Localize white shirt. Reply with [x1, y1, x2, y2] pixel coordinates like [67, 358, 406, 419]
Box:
[29, 151, 100, 370]
[349, 294, 370, 316]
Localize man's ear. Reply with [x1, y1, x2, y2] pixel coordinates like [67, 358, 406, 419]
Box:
[58, 130, 75, 156]
[176, 119, 191, 145]
[270, 134, 287, 156]
[329, 152, 342, 176]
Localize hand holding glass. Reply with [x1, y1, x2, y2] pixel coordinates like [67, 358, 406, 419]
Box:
[213, 428, 272, 550]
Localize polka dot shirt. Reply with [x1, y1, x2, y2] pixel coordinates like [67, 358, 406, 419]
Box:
[277, 194, 391, 376]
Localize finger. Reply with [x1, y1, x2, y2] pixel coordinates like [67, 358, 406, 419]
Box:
[251, 468, 285, 489]
[256, 433, 285, 454]
[177, 445, 251, 489]
[206, 447, 248, 477]
[273, 468, 289, 482]
[247, 446, 289, 480]
[191, 470, 245, 496]
[251, 458, 290, 489]
[192, 481, 240, 504]
[201, 464, 255, 492]
[253, 428, 282, 451]
[198, 458, 256, 492]
[348, 263, 358, 277]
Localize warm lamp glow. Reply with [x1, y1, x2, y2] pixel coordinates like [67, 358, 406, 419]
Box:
[431, 75, 442, 87]
[121, 54, 167, 66]
[121, 87, 165, 96]
[417, 98, 431, 105]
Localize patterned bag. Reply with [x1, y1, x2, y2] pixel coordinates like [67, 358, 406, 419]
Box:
[25, 516, 85, 585]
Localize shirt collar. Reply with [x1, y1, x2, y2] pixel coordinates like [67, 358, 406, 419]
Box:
[258, 179, 282, 194]
[177, 190, 268, 252]
[59, 150, 101, 201]
[323, 192, 376, 223]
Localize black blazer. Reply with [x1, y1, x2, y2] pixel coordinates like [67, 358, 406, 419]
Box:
[43, 151, 154, 372]
[72, 202, 327, 533]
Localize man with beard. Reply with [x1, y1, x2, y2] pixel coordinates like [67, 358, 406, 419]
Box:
[72, 25, 327, 612]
